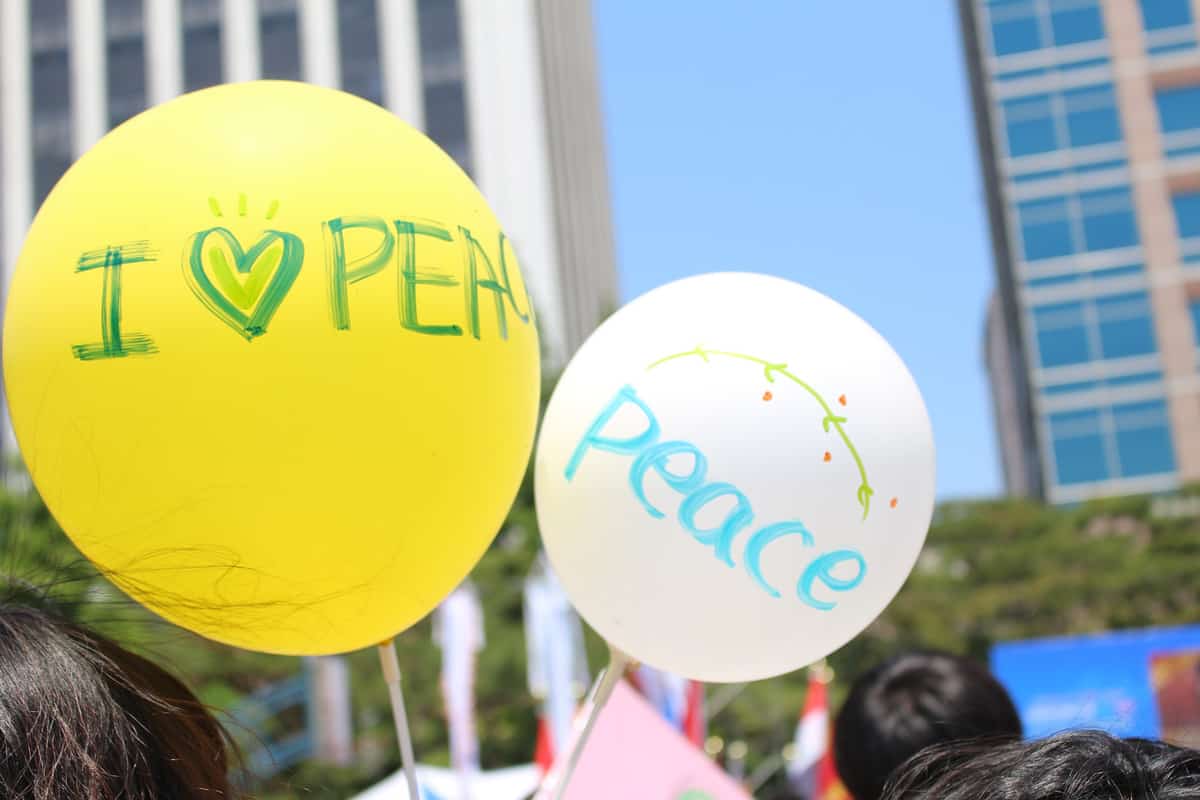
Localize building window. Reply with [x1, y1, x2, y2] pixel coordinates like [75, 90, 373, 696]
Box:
[32, 50, 70, 119]
[418, 0, 472, 174]
[986, 0, 1106, 57]
[1139, 0, 1192, 30]
[1003, 95, 1057, 156]
[183, 0, 223, 92]
[424, 82, 471, 167]
[1173, 192, 1200, 239]
[1156, 86, 1200, 134]
[1002, 84, 1121, 158]
[1112, 400, 1176, 477]
[31, 0, 67, 31]
[1049, 409, 1110, 485]
[988, 0, 1043, 56]
[1160, 78, 1200, 154]
[1079, 187, 1139, 251]
[1018, 187, 1139, 261]
[1094, 292, 1157, 359]
[1189, 296, 1200, 344]
[1050, 0, 1105, 46]
[1032, 290, 1159, 368]
[338, 0, 383, 106]
[261, 2, 301, 81]
[1048, 400, 1176, 488]
[32, 0, 72, 209]
[1019, 196, 1074, 260]
[1033, 302, 1090, 367]
[106, 0, 146, 129]
[1064, 85, 1121, 147]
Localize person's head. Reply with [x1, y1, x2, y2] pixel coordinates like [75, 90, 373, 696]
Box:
[882, 729, 1200, 800]
[0, 604, 234, 799]
[833, 651, 1022, 800]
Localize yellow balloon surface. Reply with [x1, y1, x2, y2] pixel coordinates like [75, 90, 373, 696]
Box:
[3, 82, 540, 654]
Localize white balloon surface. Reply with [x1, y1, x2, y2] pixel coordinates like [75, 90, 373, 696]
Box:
[535, 273, 935, 682]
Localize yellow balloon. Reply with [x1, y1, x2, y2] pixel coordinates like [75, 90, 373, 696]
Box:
[3, 81, 540, 654]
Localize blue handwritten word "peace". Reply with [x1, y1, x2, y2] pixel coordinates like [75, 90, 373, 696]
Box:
[564, 385, 867, 610]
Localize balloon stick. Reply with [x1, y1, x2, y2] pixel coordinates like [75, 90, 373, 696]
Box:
[378, 639, 421, 799]
[537, 645, 633, 800]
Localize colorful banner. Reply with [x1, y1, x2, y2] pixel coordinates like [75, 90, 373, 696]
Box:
[992, 624, 1200, 742]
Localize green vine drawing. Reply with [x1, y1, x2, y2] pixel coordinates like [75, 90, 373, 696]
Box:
[647, 346, 874, 521]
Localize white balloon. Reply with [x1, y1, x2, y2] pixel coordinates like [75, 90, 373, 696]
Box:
[535, 273, 935, 682]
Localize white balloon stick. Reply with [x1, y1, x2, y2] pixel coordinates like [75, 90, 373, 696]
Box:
[536, 645, 633, 800]
[378, 639, 422, 800]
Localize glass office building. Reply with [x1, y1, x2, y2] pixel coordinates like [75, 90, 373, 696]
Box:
[961, 0, 1200, 503]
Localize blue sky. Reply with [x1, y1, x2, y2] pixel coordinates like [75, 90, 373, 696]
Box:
[592, 2, 1002, 500]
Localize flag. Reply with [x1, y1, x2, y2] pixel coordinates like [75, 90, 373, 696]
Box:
[629, 665, 707, 747]
[524, 552, 590, 768]
[534, 717, 555, 775]
[788, 665, 849, 800]
[533, 681, 750, 800]
[683, 678, 707, 747]
[433, 581, 485, 790]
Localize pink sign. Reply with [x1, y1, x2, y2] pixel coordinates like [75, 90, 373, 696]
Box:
[564, 681, 751, 800]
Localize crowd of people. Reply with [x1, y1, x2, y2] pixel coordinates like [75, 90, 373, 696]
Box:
[2, 602, 1199, 798]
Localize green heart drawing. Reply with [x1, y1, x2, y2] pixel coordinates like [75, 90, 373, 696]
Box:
[185, 227, 304, 340]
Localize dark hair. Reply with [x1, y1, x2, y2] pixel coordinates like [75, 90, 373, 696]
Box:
[0, 604, 235, 799]
[833, 651, 1022, 800]
[882, 729, 1200, 800]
